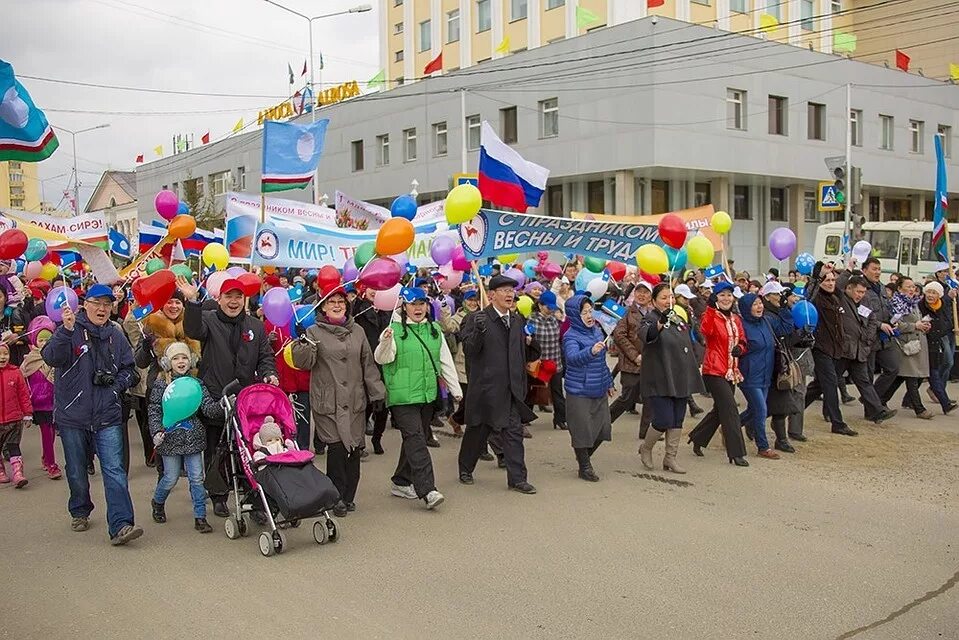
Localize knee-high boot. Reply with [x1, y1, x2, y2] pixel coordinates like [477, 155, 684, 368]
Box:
[770, 417, 795, 453]
[639, 427, 660, 470]
[662, 429, 686, 474]
[574, 448, 599, 482]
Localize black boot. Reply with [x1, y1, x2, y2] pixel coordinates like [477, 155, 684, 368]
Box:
[574, 448, 599, 482]
[371, 436, 384, 455]
[688, 397, 704, 418]
[771, 417, 795, 453]
[212, 498, 230, 518]
[194, 518, 213, 533]
[151, 499, 167, 523]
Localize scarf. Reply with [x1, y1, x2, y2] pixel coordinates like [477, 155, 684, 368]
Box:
[891, 291, 920, 318]
[722, 310, 743, 384]
[215, 308, 246, 355]
[927, 297, 943, 312]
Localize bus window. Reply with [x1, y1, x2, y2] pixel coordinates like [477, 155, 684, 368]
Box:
[824, 235, 841, 255]
[921, 231, 959, 262]
[900, 239, 910, 265]
[911, 238, 920, 265]
[866, 230, 899, 258]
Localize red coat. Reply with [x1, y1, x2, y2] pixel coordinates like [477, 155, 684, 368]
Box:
[699, 306, 747, 380]
[0, 363, 32, 423]
[265, 320, 311, 393]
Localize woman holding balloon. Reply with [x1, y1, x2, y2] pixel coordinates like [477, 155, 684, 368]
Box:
[0, 287, 30, 366]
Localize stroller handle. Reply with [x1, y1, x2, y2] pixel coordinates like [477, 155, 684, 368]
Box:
[222, 379, 242, 398]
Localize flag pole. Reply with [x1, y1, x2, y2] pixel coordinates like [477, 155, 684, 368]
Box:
[946, 225, 958, 335]
[471, 260, 488, 307]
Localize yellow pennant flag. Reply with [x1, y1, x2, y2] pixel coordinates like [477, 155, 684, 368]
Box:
[153, 145, 163, 157]
[759, 13, 779, 33]
[950, 63, 959, 81]
[233, 118, 244, 133]
[495, 36, 510, 54]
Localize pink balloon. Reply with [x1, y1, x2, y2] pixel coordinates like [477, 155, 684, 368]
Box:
[226, 266, 245, 278]
[541, 262, 562, 280]
[24, 261, 42, 280]
[391, 251, 409, 272]
[359, 257, 402, 291]
[450, 245, 471, 271]
[438, 263, 464, 291]
[154, 190, 179, 221]
[205, 271, 230, 298]
[504, 267, 527, 289]
[373, 284, 402, 311]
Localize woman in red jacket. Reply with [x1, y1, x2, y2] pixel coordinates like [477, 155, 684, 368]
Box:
[686, 281, 749, 466]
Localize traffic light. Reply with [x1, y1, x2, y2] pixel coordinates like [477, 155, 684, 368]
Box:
[849, 166, 862, 205]
[833, 166, 846, 206]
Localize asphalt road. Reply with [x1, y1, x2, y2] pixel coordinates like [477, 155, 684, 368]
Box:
[2, 385, 958, 640]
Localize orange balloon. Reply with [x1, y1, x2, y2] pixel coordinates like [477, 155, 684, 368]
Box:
[168, 214, 197, 240]
[262, 265, 277, 274]
[375, 218, 415, 256]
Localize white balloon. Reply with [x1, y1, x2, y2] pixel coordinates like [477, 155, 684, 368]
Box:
[586, 277, 608, 301]
[435, 221, 450, 233]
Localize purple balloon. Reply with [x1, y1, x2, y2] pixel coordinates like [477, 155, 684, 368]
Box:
[391, 251, 409, 272]
[226, 266, 245, 278]
[444, 294, 455, 314]
[45, 286, 78, 323]
[769, 227, 798, 261]
[431, 298, 442, 320]
[261, 286, 294, 327]
[503, 267, 527, 289]
[359, 257, 402, 291]
[342, 257, 359, 282]
[430, 235, 456, 265]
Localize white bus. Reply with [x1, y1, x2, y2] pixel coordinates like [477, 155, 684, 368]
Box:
[814, 221, 959, 279]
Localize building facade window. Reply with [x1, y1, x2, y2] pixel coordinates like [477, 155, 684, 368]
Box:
[691, 0, 709, 5]
[511, 0, 527, 21]
[394, 0, 403, 5]
[801, 0, 815, 30]
[547, 184, 563, 216]
[734, 185, 751, 220]
[236, 166, 246, 191]
[466, 114, 481, 150]
[770, 187, 786, 222]
[433, 122, 448, 156]
[880, 114, 894, 150]
[768, 95, 787, 135]
[376, 134, 390, 166]
[587, 180, 605, 214]
[395, 50, 404, 62]
[730, 0, 746, 11]
[938, 124, 952, 157]
[419, 20, 431, 51]
[539, 98, 559, 138]
[694, 182, 711, 207]
[394, 22, 404, 34]
[476, 0, 491, 32]
[500, 106, 518, 144]
[727, 89, 746, 130]
[447, 9, 460, 42]
[831, 0, 842, 12]
[807, 102, 825, 140]
[910, 120, 924, 154]
[351, 140, 364, 171]
[210, 171, 230, 196]
[546, 0, 565, 8]
[804, 191, 819, 222]
[766, 0, 781, 20]
[404, 128, 417, 162]
[850, 109, 862, 146]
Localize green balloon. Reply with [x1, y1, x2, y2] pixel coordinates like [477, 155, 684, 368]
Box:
[145, 258, 165, 275]
[584, 256, 607, 272]
[162, 376, 202, 428]
[354, 241, 376, 269]
[171, 264, 193, 279]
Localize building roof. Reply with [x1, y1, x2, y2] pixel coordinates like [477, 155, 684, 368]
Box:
[85, 170, 137, 212]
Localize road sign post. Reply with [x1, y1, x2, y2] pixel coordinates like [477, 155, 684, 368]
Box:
[818, 182, 844, 212]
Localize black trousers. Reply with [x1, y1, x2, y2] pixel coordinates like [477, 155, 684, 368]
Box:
[458, 401, 528, 487]
[882, 376, 926, 414]
[326, 441, 361, 505]
[687, 375, 747, 459]
[203, 414, 228, 501]
[549, 374, 567, 426]
[390, 403, 437, 498]
[451, 382, 468, 425]
[610, 372, 642, 423]
[805, 350, 846, 429]
[837, 358, 884, 419]
[870, 345, 901, 405]
[290, 391, 311, 451]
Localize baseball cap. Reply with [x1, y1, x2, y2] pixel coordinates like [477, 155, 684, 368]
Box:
[759, 281, 785, 296]
[85, 283, 116, 301]
[934, 262, 950, 273]
[539, 290, 559, 311]
[674, 284, 697, 299]
[220, 278, 244, 295]
[400, 286, 428, 303]
[463, 290, 478, 300]
[699, 280, 714, 290]
[635, 280, 653, 292]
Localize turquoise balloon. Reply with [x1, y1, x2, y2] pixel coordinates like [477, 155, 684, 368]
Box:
[171, 264, 193, 279]
[162, 376, 202, 428]
[665, 246, 688, 271]
[24, 238, 47, 262]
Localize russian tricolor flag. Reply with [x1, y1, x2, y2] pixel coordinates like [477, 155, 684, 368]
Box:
[478, 121, 549, 212]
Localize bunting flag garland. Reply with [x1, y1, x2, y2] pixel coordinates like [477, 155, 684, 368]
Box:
[368, 69, 386, 90]
[575, 6, 600, 29]
[301, 59, 307, 77]
[895, 49, 910, 71]
[135, 154, 144, 163]
[951, 63, 959, 82]
[495, 36, 511, 55]
[759, 13, 779, 33]
[424, 52, 443, 75]
[232, 118, 244, 133]
[0, 59, 59, 162]
[647, 0, 665, 7]
[201, 131, 210, 144]
[833, 32, 857, 53]
[287, 62, 294, 85]
[154, 144, 163, 156]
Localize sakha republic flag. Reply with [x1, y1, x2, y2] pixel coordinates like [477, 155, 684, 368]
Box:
[933, 134, 949, 262]
[261, 119, 330, 193]
[0, 59, 59, 162]
[478, 121, 549, 211]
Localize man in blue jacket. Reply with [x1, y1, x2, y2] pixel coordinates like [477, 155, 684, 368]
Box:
[42, 284, 142, 546]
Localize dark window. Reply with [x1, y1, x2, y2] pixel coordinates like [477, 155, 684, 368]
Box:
[351, 140, 364, 172]
[694, 182, 711, 207]
[768, 96, 787, 135]
[651, 180, 669, 214]
[770, 187, 786, 221]
[587, 180, 605, 213]
[824, 235, 841, 255]
[500, 107, 518, 144]
[547, 185, 563, 217]
[734, 185, 750, 219]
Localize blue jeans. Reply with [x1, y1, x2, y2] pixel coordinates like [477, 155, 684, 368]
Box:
[154, 453, 207, 518]
[739, 386, 770, 452]
[60, 426, 135, 539]
[930, 336, 955, 410]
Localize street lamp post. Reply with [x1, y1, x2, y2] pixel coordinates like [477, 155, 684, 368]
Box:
[52, 123, 110, 213]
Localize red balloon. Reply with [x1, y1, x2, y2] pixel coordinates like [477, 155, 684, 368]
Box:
[237, 272, 261, 297]
[606, 261, 627, 282]
[316, 265, 341, 294]
[44, 251, 62, 266]
[0, 229, 28, 260]
[657, 214, 688, 250]
[132, 269, 176, 310]
[639, 270, 661, 285]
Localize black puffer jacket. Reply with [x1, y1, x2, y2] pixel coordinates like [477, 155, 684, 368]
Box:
[148, 374, 223, 456]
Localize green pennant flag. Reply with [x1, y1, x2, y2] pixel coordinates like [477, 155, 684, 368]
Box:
[368, 69, 386, 91]
[833, 32, 857, 53]
[575, 5, 600, 29]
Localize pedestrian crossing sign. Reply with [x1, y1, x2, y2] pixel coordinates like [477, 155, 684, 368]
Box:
[818, 181, 844, 212]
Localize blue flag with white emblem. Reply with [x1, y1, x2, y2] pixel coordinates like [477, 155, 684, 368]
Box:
[0, 60, 59, 162]
[109, 227, 131, 258]
[261, 119, 329, 193]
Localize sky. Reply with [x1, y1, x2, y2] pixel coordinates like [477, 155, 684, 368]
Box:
[5, 0, 380, 212]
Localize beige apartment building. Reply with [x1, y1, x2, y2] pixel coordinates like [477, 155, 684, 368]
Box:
[380, 0, 959, 85]
[0, 160, 40, 212]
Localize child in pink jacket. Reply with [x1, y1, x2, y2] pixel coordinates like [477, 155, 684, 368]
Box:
[0, 342, 32, 488]
[20, 316, 59, 480]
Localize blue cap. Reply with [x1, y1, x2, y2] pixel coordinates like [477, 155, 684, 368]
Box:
[463, 290, 478, 300]
[85, 283, 116, 301]
[539, 290, 559, 311]
[712, 281, 735, 296]
[400, 286, 428, 303]
[413, 278, 428, 287]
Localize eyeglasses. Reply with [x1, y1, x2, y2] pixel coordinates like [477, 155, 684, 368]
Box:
[85, 299, 113, 309]
[325, 300, 346, 306]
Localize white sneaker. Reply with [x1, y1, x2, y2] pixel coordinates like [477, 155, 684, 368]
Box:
[424, 490, 445, 510]
[390, 483, 418, 500]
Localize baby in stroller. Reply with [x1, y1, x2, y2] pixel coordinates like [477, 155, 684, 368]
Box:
[252, 417, 293, 461]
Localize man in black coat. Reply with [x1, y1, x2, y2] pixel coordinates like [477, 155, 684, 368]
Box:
[353, 287, 393, 454]
[457, 275, 541, 494]
[179, 276, 278, 517]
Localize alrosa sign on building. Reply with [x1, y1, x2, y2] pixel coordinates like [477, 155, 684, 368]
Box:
[257, 81, 361, 125]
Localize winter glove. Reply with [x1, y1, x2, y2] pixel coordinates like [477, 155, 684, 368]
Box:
[731, 345, 744, 358]
[473, 312, 488, 333]
[153, 432, 165, 447]
[369, 399, 386, 413]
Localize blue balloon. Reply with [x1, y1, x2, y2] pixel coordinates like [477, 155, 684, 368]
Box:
[390, 195, 417, 221]
[177, 201, 189, 215]
[13, 258, 25, 274]
[795, 252, 815, 276]
[575, 268, 601, 293]
[665, 246, 688, 271]
[791, 300, 818, 330]
[523, 258, 538, 280]
[294, 304, 316, 329]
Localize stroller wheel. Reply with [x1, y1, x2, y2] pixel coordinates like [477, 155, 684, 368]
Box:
[258, 532, 275, 557]
[238, 514, 250, 538]
[224, 516, 241, 540]
[272, 530, 286, 554]
[313, 520, 329, 545]
[326, 517, 339, 543]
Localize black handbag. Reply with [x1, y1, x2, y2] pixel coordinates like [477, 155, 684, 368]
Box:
[765, 320, 803, 391]
[408, 324, 448, 412]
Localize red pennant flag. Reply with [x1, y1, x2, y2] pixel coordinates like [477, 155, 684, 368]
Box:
[301, 59, 307, 77]
[648, 0, 665, 6]
[201, 132, 210, 145]
[423, 52, 443, 75]
[135, 154, 144, 163]
[895, 49, 910, 71]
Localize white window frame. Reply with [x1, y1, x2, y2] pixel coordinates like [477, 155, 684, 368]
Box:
[807, 102, 826, 141]
[801, 0, 814, 30]
[539, 98, 559, 138]
[850, 109, 862, 147]
[395, 50, 404, 62]
[831, 0, 842, 13]
[880, 115, 894, 150]
[730, 0, 746, 12]
[376, 134, 390, 166]
[419, 20, 431, 52]
[447, 9, 460, 43]
[476, 0, 491, 32]
[433, 122, 448, 157]
[511, 0, 528, 21]
[803, 191, 819, 222]
[546, 0, 564, 8]
[394, 22, 404, 34]
[404, 128, 417, 162]
[236, 166, 246, 191]
[938, 125, 952, 158]
[210, 170, 231, 196]
[466, 114, 481, 150]
[727, 89, 746, 130]
[909, 120, 924, 154]
[766, 0, 782, 20]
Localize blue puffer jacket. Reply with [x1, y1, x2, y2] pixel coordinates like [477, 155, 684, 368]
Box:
[41, 311, 138, 432]
[737, 293, 776, 389]
[562, 295, 613, 399]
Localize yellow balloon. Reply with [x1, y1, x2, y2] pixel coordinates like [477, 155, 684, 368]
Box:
[445, 184, 482, 224]
[282, 343, 301, 370]
[516, 295, 534, 318]
[686, 235, 715, 268]
[39, 263, 59, 281]
[635, 244, 669, 275]
[497, 253, 520, 265]
[672, 305, 688, 323]
[202, 243, 229, 270]
[711, 210, 732, 235]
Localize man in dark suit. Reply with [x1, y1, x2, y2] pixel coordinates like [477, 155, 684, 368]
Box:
[457, 274, 541, 494]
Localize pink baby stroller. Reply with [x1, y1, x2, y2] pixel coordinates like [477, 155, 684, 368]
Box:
[221, 382, 340, 556]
